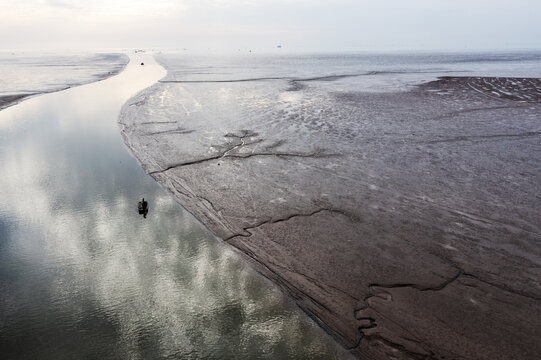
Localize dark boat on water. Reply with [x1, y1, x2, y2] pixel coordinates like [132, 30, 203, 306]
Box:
[138, 198, 148, 216]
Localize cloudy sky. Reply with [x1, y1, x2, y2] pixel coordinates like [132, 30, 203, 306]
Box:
[1, 0, 540, 52]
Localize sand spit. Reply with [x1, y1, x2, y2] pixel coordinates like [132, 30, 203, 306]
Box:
[0, 53, 129, 111]
[119, 65, 541, 360]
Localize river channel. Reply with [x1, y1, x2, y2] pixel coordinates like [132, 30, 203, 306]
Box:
[0, 54, 351, 359]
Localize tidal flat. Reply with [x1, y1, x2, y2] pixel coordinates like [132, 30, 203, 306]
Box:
[0, 52, 128, 111]
[120, 52, 541, 359]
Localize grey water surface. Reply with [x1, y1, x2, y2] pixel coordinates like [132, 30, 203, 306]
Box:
[0, 54, 352, 360]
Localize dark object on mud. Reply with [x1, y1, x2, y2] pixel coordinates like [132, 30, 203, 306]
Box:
[138, 198, 148, 217]
[141, 62, 144, 66]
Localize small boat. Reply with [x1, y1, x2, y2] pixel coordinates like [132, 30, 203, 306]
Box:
[138, 198, 148, 214]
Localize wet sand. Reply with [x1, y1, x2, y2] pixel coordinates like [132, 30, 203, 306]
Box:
[119, 71, 541, 359]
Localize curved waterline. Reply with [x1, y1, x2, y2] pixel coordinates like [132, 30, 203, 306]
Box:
[0, 53, 352, 359]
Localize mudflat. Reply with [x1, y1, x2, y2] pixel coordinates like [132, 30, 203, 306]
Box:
[0, 94, 33, 111]
[119, 55, 541, 360]
[0, 53, 128, 111]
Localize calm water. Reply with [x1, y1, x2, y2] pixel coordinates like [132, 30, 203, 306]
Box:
[0, 54, 352, 359]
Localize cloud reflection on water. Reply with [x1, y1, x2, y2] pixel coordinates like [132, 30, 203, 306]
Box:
[0, 54, 351, 359]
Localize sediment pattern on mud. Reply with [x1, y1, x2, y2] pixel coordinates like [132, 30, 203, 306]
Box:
[119, 57, 541, 360]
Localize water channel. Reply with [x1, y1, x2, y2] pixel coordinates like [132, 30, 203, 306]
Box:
[0, 54, 351, 359]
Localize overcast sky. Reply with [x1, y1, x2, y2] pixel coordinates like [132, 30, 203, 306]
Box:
[2, 0, 540, 52]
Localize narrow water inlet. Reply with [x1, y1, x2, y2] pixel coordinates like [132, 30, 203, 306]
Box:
[0, 54, 352, 359]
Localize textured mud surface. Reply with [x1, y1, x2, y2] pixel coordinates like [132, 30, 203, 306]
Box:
[119, 55, 541, 359]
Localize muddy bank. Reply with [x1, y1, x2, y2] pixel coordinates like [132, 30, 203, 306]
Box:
[0, 94, 34, 111]
[119, 62, 541, 359]
[0, 53, 128, 111]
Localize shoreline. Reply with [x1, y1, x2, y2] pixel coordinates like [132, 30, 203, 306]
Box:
[0, 94, 36, 112]
[0, 53, 129, 112]
[0, 52, 352, 359]
[118, 57, 541, 359]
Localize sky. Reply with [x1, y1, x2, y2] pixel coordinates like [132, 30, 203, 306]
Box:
[1, 0, 541, 52]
